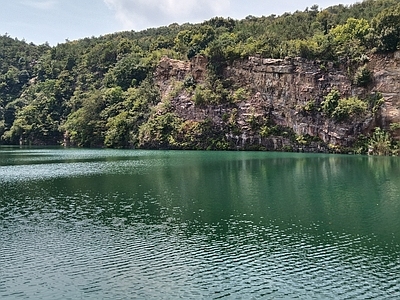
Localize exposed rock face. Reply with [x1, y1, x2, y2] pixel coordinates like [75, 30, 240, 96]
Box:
[227, 56, 350, 145]
[154, 56, 190, 98]
[154, 53, 400, 151]
[369, 52, 400, 139]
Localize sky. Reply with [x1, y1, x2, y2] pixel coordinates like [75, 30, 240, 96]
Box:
[1, 0, 358, 45]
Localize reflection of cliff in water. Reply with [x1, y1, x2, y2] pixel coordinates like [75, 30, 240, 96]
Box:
[3, 151, 399, 247]
[122, 152, 400, 243]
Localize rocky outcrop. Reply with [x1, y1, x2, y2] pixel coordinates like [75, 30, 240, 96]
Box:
[226, 55, 382, 146]
[154, 53, 400, 151]
[155, 55, 208, 98]
[369, 51, 400, 139]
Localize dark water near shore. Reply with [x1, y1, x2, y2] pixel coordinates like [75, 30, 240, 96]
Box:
[1, 148, 400, 299]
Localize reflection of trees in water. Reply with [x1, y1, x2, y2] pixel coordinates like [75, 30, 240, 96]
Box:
[368, 155, 400, 179]
[6, 151, 399, 245]
[208, 154, 400, 241]
[367, 156, 400, 237]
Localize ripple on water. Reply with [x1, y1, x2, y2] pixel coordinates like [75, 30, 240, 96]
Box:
[1, 150, 400, 299]
[0, 159, 150, 184]
[1, 214, 400, 299]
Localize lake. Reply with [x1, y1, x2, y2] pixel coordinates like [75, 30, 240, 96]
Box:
[1, 147, 400, 299]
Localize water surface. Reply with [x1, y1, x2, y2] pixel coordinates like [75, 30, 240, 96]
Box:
[1, 148, 400, 299]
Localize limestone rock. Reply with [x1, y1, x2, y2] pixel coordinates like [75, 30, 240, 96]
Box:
[154, 53, 400, 151]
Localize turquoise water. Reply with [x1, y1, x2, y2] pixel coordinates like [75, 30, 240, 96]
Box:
[1, 148, 400, 299]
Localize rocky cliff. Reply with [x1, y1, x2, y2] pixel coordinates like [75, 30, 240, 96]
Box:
[154, 53, 400, 152]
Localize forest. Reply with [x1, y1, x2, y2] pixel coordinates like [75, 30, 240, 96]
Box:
[1, 0, 400, 154]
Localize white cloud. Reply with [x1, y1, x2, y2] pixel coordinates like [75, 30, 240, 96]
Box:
[104, 0, 231, 30]
[21, 0, 57, 10]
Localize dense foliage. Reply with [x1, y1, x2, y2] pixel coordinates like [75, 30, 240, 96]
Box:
[1, 0, 400, 153]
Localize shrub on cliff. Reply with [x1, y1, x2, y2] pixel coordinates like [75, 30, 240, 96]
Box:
[368, 127, 392, 155]
[193, 85, 216, 105]
[321, 89, 340, 116]
[354, 65, 372, 87]
[193, 80, 229, 105]
[322, 90, 367, 121]
[332, 97, 367, 121]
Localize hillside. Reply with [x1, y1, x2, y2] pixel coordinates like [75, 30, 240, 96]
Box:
[1, 0, 400, 155]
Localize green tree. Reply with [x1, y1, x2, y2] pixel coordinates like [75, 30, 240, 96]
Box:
[104, 53, 148, 90]
[104, 111, 132, 148]
[317, 10, 332, 34]
[372, 4, 400, 52]
[62, 90, 106, 147]
[330, 18, 371, 59]
[138, 109, 182, 149]
[4, 80, 63, 144]
[104, 81, 159, 148]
